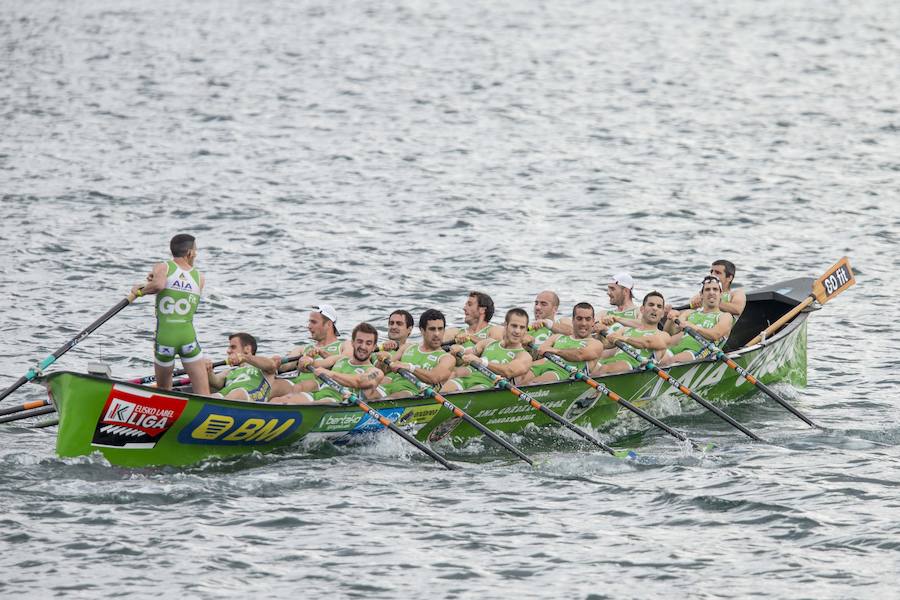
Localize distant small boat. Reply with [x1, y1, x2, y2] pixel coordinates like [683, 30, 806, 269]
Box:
[41, 277, 814, 467]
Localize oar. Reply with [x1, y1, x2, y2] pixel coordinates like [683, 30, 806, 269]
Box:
[0, 295, 136, 403]
[601, 333, 763, 442]
[0, 404, 57, 424]
[538, 349, 708, 450]
[309, 367, 460, 471]
[675, 318, 820, 428]
[745, 256, 855, 347]
[382, 358, 534, 465]
[457, 352, 635, 458]
[0, 399, 51, 418]
[128, 359, 228, 385]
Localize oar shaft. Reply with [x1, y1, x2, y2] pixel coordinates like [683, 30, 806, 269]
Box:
[0, 399, 52, 417]
[390, 365, 533, 465]
[745, 295, 814, 347]
[312, 369, 459, 471]
[0, 297, 133, 403]
[605, 337, 762, 441]
[0, 404, 57, 424]
[128, 359, 228, 385]
[463, 359, 624, 457]
[677, 321, 819, 428]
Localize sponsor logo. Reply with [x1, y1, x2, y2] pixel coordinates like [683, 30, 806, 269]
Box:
[157, 344, 176, 357]
[158, 296, 193, 315]
[177, 405, 302, 445]
[316, 411, 365, 432]
[92, 387, 187, 449]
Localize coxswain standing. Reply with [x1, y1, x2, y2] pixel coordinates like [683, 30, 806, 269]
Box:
[129, 233, 209, 395]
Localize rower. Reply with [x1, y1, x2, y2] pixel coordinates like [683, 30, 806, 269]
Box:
[441, 308, 532, 392]
[269, 304, 347, 398]
[271, 323, 384, 404]
[375, 309, 456, 399]
[522, 302, 603, 384]
[592, 291, 673, 375]
[555, 273, 639, 336]
[689, 259, 746, 316]
[442, 291, 503, 347]
[525, 290, 561, 348]
[129, 233, 209, 395]
[662, 276, 734, 365]
[206, 333, 277, 401]
[379, 310, 414, 353]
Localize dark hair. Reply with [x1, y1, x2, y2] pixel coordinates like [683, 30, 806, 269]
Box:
[229, 332, 258, 355]
[505, 307, 529, 324]
[642, 291, 665, 306]
[418, 308, 446, 330]
[468, 291, 494, 322]
[352, 322, 378, 342]
[712, 259, 736, 280]
[572, 302, 595, 318]
[389, 310, 414, 329]
[170, 234, 196, 258]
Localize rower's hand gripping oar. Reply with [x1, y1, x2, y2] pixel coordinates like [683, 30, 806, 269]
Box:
[456, 351, 636, 459]
[536, 347, 709, 451]
[745, 257, 855, 347]
[307, 366, 460, 471]
[600, 332, 763, 442]
[0, 294, 138, 403]
[675, 319, 820, 429]
[383, 358, 534, 466]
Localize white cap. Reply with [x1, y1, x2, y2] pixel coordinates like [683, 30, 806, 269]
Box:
[609, 273, 635, 290]
[311, 304, 338, 324]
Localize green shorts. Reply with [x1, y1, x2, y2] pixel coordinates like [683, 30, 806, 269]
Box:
[379, 376, 420, 397]
[447, 372, 493, 392]
[287, 372, 317, 385]
[154, 324, 203, 367]
[220, 378, 272, 402]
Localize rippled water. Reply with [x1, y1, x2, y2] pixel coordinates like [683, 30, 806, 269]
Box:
[2, 0, 900, 597]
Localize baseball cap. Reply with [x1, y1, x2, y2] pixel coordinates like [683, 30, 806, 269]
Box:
[311, 304, 339, 333]
[609, 273, 635, 290]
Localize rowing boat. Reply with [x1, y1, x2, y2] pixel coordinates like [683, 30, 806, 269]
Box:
[40, 277, 813, 467]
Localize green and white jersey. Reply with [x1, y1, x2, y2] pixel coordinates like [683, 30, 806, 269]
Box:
[450, 340, 526, 391]
[313, 357, 375, 402]
[530, 335, 591, 381]
[605, 305, 640, 333]
[669, 309, 727, 357]
[220, 364, 271, 402]
[461, 325, 494, 349]
[603, 327, 660, 368]
[379, 344, 447, 396]
[154, 260, 203, 366]
[527, 322, 554, 347]
[286, 339, 346, 384]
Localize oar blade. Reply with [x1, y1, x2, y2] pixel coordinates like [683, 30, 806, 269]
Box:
[811, 256, 855, 304]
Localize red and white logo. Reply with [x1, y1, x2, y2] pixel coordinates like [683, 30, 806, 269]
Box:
[92, 386, 187, 449]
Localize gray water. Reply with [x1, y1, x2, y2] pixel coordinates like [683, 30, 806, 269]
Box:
[2, 0, 900, 597]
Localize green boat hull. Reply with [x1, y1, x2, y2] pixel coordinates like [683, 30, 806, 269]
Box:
[42, 307, 809, 468]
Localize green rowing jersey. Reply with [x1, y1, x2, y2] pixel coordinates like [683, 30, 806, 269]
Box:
[530, 335, 591, 381]
[450, 340, 526, 391]
[602, 327, 660, 368]
[287, 339, 345, 384]
[670, 309, 727, 357]
[606, 305, 640, 333]
[527, 321, 554, 347]
[380, 344, 447, 396]
[461, 325, 493, 349]
[154, 260, 203, 365]
[313, 357, 375, 402]
[220, 364, 271, 402]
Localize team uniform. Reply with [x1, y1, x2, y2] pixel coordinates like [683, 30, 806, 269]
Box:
[460, 325, 494, 349]
[378, 344, 447, 397]
[530, 335, 592, 381]
[447, 340, 526, 391]
[598, 327, 662, 369]
[604, 306, 640, 334]
[219, 364, 272, 402]
[527, 322, 555, 347]
[312, 357, 375, 402]
[668, 310, 728, 359]
[154, 260, 203, 367]
[286, 339, 345, 384]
